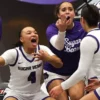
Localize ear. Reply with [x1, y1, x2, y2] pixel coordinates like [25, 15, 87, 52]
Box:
[80, 17, 85, 24]
[20, 36, 23, 43]
[57, 13, 61, 19]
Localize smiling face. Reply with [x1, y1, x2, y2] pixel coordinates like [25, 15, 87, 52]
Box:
[20, 26, 39, 50]
[57, 2, 75, 26]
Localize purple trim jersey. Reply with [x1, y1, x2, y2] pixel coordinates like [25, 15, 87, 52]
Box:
[44, 21, 87, 75]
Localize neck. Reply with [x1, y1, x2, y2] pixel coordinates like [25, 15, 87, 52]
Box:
[67, 22, 74, 29]
[87, 26, 98, 32]
[23, 46, 36, 54]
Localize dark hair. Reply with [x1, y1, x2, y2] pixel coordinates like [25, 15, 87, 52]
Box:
[81, 0, 100, 27]
[54, 1, 75, 18]
[15, 29, 23, 47]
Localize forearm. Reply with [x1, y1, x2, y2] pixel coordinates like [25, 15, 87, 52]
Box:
[61, 69, 85, 90]
[46, 55, 63, 68]
[50, 31, 66, 50]
[0, 57, 5, 67]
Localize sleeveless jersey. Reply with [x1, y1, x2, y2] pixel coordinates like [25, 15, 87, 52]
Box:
[86, 29, 100, 80]
[1, 45, 54, 95]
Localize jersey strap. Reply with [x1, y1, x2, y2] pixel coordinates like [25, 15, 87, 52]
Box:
[9, 49, 19, 66]
[86, 35, 99, 54]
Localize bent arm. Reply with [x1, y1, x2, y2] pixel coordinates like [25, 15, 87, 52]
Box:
[40, 45, 63, 68]
[50, 31, 66, 50]
[46, 54, 63, 68]
[61, 36, 97, 90]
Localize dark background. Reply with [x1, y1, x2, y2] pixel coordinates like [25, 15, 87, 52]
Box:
[0, 0, 84, 82]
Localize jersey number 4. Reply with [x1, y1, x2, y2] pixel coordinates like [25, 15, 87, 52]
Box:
[28, 72, 36, 83]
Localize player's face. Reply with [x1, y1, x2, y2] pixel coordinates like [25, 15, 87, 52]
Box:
[57, 2, 75, 26]
[20, 27, 39, 49]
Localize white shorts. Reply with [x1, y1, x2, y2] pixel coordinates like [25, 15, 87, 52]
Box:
[3, 88, 49, 100]
[44, 70, 70, 90]
[94, 87, 100, 100]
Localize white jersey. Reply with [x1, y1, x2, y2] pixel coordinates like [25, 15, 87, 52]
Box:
[1, 45, 54, 95]
[60, 28, 100, 90]
[86, 29, 100, 80]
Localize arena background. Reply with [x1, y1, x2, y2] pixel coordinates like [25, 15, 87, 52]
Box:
[0, 0, 99, 83]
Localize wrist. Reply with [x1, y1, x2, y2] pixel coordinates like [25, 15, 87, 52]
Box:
[58, 31, 66, 34]
[61, 82, 66, 90]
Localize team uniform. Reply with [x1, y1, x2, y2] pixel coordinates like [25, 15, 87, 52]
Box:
[55, 28, 100, 100]
[44, 21, 87, 88]
[1, 45, 54, 100]
[86, 28, 100, 100]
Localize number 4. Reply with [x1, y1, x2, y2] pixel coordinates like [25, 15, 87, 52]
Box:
[28, 72, 36, 83]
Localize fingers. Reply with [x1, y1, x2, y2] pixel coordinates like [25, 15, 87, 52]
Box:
[49, 90, 57, 99]
[89, 79, 97, 82]
[85, 83, 96, 92]
[38, 50, 44, 54]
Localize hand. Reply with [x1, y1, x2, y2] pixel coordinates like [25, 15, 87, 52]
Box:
[33, 50, 50, 61]
[56, 14, 70, 32]
[49, 85, 63, 99]
[85, 79, 100, 92]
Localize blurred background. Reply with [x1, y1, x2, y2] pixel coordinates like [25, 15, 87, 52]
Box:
[0, 0, 99, 84]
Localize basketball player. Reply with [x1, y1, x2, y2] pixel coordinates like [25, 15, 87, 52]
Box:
[0, 26, 63, 100]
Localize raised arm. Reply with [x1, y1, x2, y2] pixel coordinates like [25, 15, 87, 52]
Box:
[50, 31, 66, 50]
[46, 16, 69, 50]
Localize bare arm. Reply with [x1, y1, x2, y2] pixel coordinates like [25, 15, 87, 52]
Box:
[85, 78, 100, 92]
[43, 53, 63, 68]
[0, 56, 5, 67]
[34, 45, 63, 68]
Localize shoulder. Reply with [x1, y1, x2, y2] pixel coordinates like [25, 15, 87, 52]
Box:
[46, 23, 57, 32]
[81, 36, 97, 48]
[39, 45, 53, 52]
[1, 48, 18, 60]
[4, 48, 17, 54]
[74, 21, 82, 28]
[74, 21, 87, 34]
[39, 45, 50, 50]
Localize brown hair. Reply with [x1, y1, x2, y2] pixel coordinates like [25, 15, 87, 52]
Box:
[54, 1, 74, 18]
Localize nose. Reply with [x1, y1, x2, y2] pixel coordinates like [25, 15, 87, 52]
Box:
[66, 9, 70, 14]
[31, 33, 36, 37]
[31, 31, 36, 35]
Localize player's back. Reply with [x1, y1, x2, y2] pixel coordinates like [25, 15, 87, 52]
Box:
[87, 28, 100, 79]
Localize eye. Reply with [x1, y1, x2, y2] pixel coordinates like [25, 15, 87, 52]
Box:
[34, 31, 37, 34]
[68, 8, 73, 11]
[62, 8, 66, 12]
[27, 31, 31, 34]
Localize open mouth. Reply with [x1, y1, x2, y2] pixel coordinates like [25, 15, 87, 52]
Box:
[66, 16, 70, 20]
[31, 39, 36, 43]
